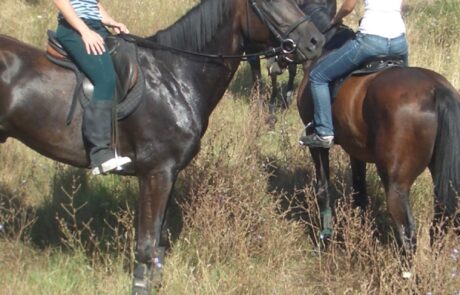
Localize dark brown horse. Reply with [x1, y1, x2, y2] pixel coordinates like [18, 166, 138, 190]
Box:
[297, 39, 460, 256]
[248, 0, 337, 114]
[0, 0, 324, 293]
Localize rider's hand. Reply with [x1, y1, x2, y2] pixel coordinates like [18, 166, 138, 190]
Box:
[110, 22, 129, 34]
[330, 16, 342, 26]
[80, 28, 106, 55]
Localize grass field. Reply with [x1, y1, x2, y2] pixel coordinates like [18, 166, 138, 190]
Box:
[0, 0, 459, 294]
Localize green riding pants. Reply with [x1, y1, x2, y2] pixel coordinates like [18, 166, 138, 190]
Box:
[56, 19, 116, 102]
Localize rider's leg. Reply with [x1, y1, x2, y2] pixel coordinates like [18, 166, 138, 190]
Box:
[56, 20, 131, 174]
[302, 33, 393, 148]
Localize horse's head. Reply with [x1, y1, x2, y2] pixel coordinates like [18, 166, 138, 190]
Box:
[242, 0, 325, 62]
[299, 0, 338, 44]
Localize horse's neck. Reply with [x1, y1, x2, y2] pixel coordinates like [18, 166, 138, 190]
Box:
[151, 0, 241, 58]
[149, 0, 243, 116]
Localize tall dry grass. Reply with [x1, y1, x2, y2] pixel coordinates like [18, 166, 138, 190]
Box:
[0, 0, 459, 294]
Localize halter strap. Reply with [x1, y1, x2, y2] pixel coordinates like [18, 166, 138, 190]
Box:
[249, 0, 312, 41]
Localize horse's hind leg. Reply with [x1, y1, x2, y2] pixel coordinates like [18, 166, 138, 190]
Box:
[375, 155, 419, 256]
[350, 157, 368, 209]
[383, 179, 417, 254]
[372, 105, 435, 255]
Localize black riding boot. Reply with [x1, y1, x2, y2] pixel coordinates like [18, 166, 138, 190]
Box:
[82, 100, 131, 175]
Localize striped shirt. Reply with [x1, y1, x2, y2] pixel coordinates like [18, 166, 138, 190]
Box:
[59, 0, 101, 21]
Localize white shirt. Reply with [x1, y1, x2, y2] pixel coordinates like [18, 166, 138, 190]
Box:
[358, 0, 406, 38]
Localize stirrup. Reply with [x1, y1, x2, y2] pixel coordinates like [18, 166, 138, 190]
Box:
[92, 156, 132, 175]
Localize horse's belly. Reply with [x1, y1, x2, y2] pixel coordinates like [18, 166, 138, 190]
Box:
[338, 142, 375, 163]
[335, 125, 375, 163]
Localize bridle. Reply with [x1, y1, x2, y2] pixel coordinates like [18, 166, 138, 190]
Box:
[248, 0, 314, 57]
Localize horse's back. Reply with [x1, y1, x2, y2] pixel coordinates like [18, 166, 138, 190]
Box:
[0, 34, 43, 56]
[0, 34, 22, 46]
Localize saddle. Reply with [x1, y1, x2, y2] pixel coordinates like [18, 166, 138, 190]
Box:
[46, 30, 145, 123]
[330, 55, 405, 99]
[323, 28, 406, 98]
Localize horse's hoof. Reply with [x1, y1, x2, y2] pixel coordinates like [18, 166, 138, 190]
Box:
[132, 286, 149, 295]
[319, 228, 332, 250]
[132, 280, 150, 295]
[266, 114, 277, 128]
[132, 264, 151, 295]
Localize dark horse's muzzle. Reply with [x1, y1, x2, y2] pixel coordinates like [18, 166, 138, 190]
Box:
[283, 15, 325, 62]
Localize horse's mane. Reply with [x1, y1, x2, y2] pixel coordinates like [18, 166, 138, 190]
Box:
[149, 0, 232, 51]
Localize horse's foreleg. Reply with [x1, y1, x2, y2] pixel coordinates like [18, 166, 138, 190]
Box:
[283, 64, 297, 107]
[310, 147, 332, 241]
[268, 73, 279, 115]
[350, 157, 368, 209]
[248, 56, 262, 97]
[132, 169, 176, 295]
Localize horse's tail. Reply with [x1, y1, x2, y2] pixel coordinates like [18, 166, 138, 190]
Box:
[431, 87, 460, 224]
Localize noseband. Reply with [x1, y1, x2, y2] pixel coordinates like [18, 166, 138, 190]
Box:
[249, 0, 313, 56]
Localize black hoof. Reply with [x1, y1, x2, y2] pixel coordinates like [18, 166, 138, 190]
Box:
[132, 264, 151, 295]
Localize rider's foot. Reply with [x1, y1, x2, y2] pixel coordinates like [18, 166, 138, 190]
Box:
[299, 133, 334, 148]
[92, 156, 132, 175]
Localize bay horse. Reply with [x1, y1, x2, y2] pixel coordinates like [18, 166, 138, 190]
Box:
[0, 0, 324, 293]
[297, 26, 460, 257]
[248, 0, 337, 114]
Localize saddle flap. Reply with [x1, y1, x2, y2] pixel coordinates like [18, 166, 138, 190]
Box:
[107, 36, 139, 99]
[46, 32, 139, 101]
[45, 32, 144, 122]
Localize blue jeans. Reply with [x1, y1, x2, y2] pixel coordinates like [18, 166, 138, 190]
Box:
[309, 32, 408, 136]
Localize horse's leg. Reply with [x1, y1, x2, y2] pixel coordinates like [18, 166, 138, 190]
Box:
[268, 73, 279, 115]
[282, 63, 297, 108]
[380, 173, 419, 278]
[350, 157, 368, 209]
[374, 136, 425, 256]
[132, 169, 176, 295]
[310, 147, 332, 242]
[247, 56, 262, 97]
[383, 179, 416, 254]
